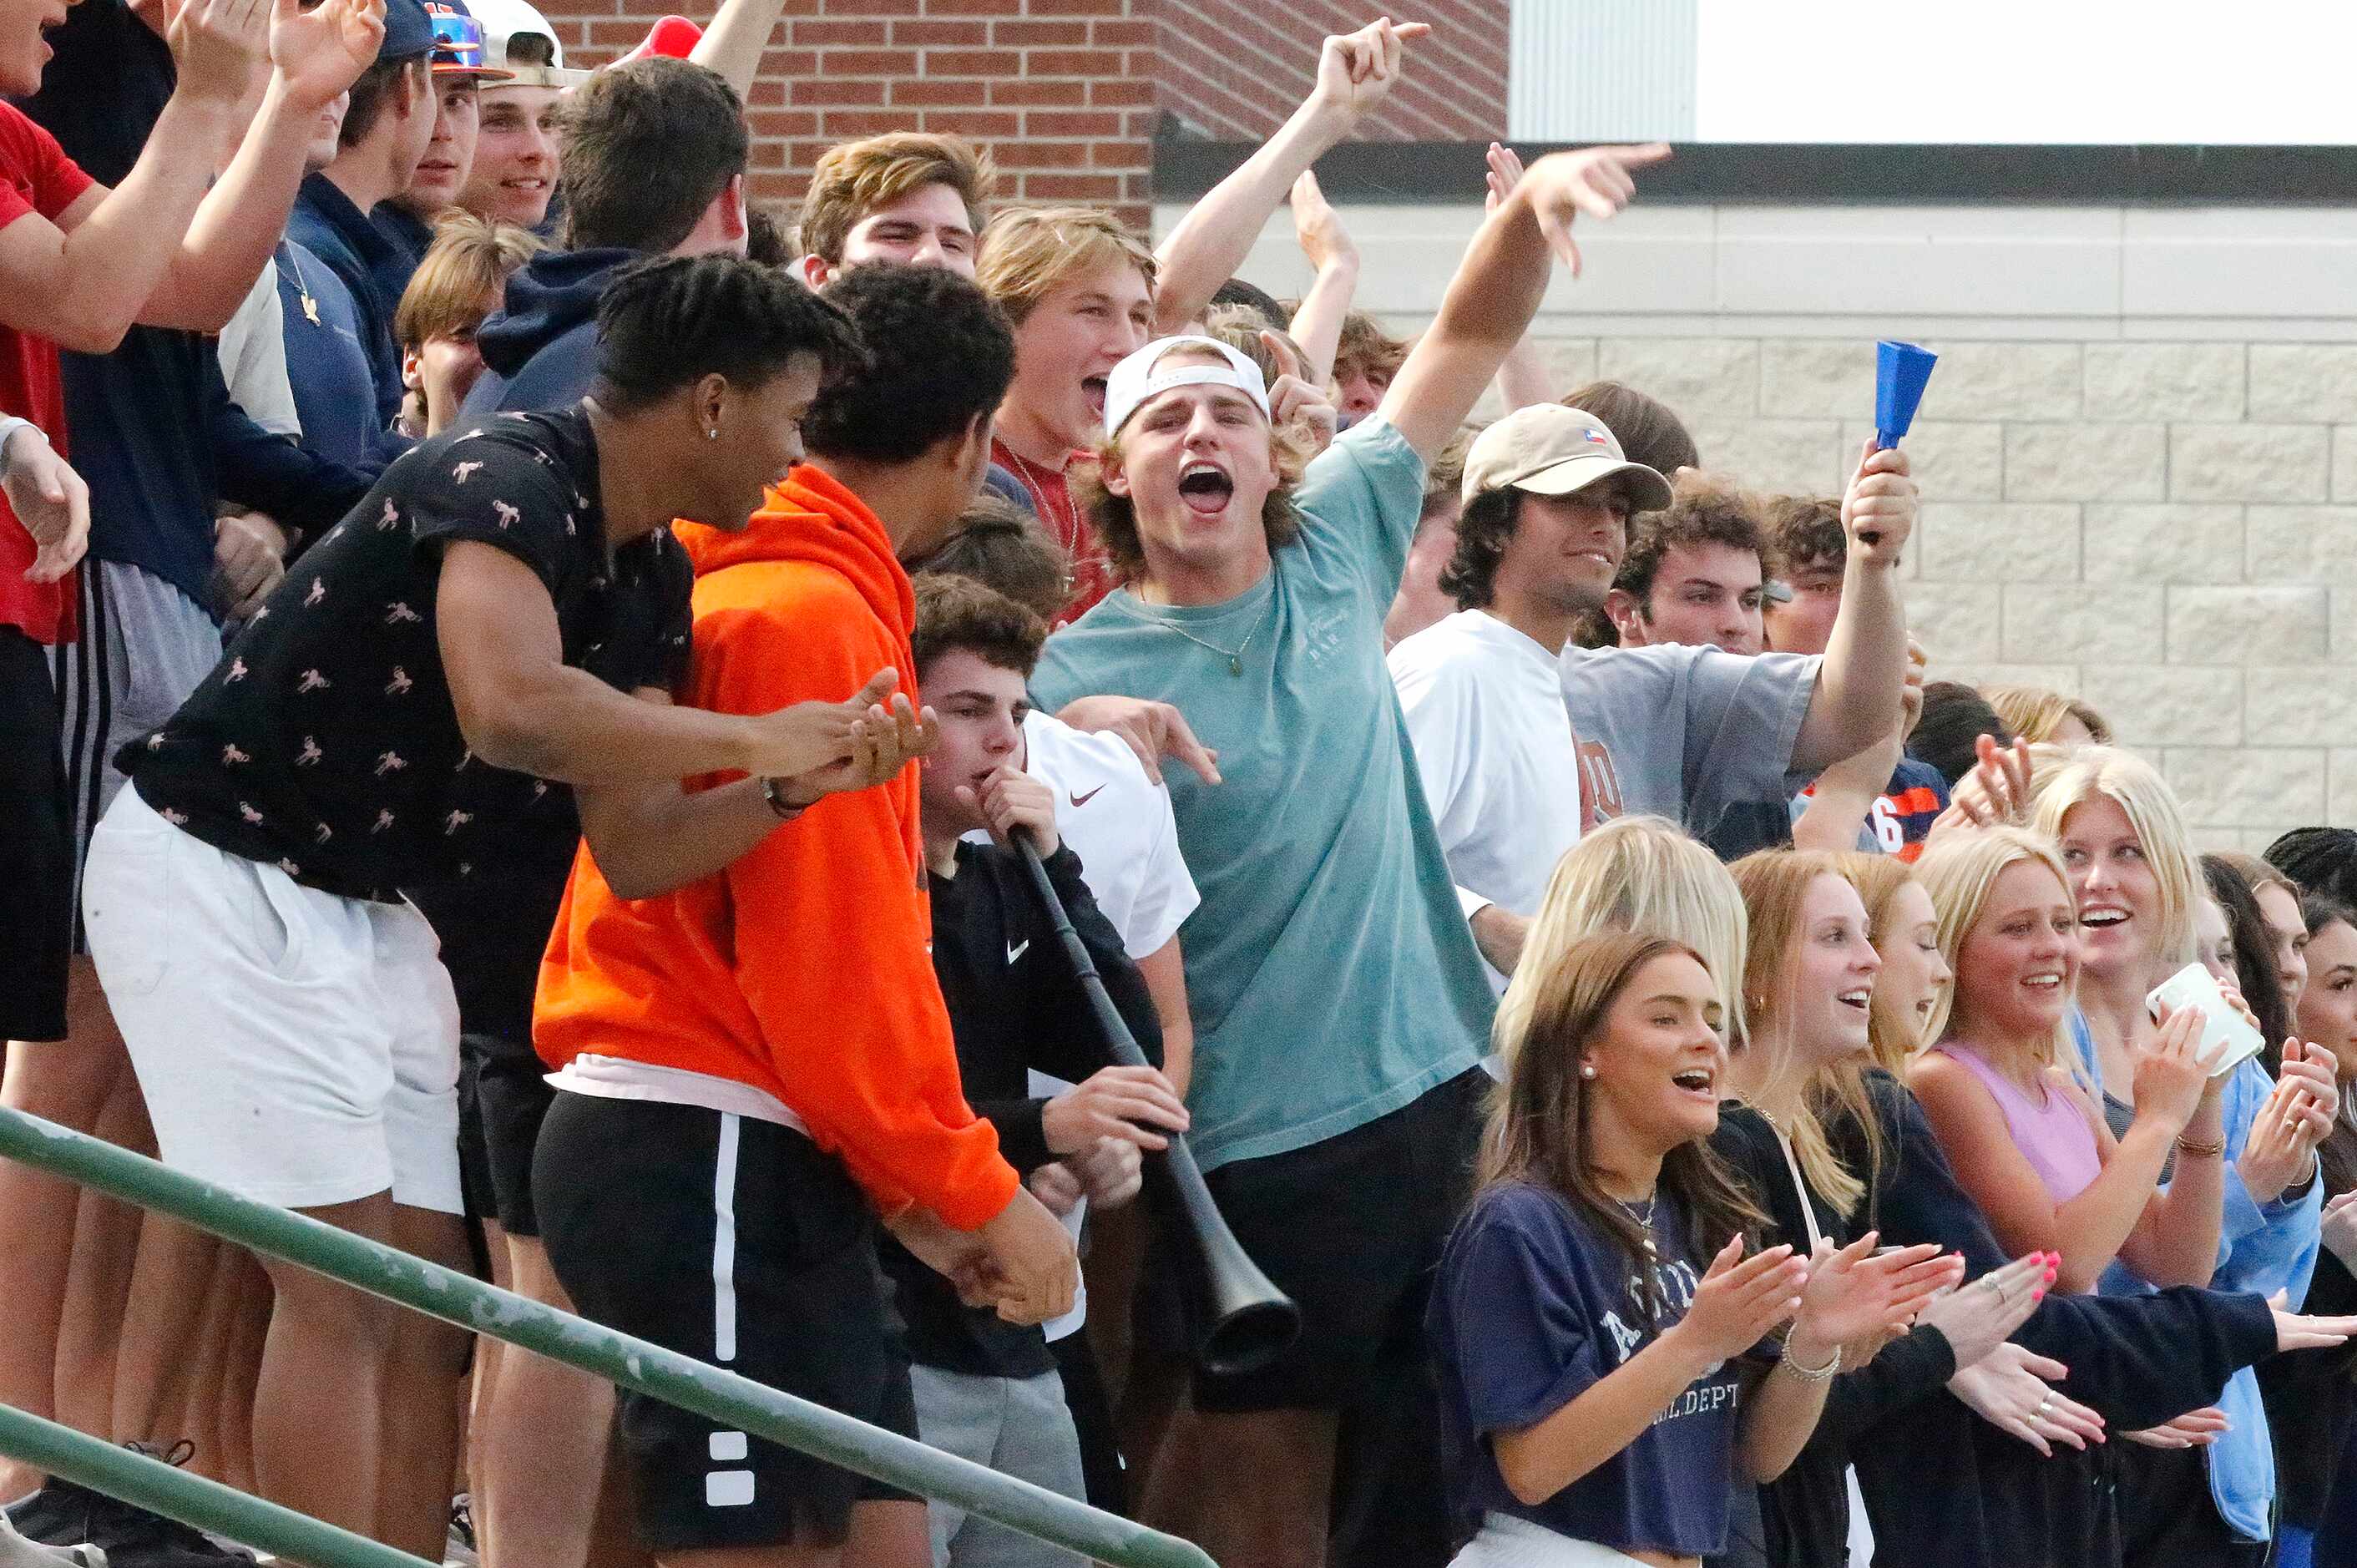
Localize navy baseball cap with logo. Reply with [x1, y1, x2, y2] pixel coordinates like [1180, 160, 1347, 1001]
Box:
[378, 0, 439, 63]
[424, 0, 514, 79]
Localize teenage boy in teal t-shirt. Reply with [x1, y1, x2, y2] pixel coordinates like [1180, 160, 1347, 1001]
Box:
[1028, 139, 1673, 1568]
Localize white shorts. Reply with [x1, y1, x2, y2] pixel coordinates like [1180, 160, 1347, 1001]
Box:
[83, 784, 463, 1215]
[1448, 1516, 1656, 1568]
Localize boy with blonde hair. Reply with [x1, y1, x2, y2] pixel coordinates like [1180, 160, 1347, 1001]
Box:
[794, 130, 995, 286]
[975, 205, 1159, 621]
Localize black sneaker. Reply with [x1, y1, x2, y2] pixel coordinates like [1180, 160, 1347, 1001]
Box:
[3, 1469, 109, 1549]
[6, 1445, 253, 1568]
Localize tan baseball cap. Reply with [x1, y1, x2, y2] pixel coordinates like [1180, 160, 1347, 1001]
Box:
[1461, 403, 1673, 513]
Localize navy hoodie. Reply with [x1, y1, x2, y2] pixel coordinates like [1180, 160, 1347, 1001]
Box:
[458, 246, 637, 419]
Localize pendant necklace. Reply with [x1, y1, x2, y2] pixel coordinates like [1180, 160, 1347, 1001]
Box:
[1158, 592, 1274, 676]
[1616, 1193, 1660, 1262]
[282, 245, 321, 327]
[1616, 1191, 1665, 1318]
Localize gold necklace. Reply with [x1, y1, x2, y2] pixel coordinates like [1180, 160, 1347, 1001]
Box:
[281, 244, 321, 327]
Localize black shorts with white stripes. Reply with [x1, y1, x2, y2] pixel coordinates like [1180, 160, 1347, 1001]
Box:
[533, 1090, 918, 1550]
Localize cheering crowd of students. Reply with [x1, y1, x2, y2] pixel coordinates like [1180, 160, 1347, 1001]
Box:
[3, 6, 2357, 1568]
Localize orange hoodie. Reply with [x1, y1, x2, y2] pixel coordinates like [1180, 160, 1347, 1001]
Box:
[534, 466, 1019, 1232]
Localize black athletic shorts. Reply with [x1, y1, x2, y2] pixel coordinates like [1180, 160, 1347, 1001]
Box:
[1, 626, 72, 1042]
[456, 1032, 554, 1235]
[534, 1091, 918, 1550]
[1186, 1068, 1486, 1414]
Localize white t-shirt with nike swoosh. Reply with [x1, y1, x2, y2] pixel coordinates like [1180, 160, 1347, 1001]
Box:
[961, 710, 1199, 961]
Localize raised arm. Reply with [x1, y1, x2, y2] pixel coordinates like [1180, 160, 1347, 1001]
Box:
[1909, 1041, 2209, 1295]
[1790, 442, 1915, 771]
[0, 0, 274, 352]
[1375, 142, 1669, 463]
[152, 0, 384, 330]
[1479, 143, 1558, 412]
[688, 0, 789, 104]
[1792, 639, 1925, 852]
[1282, 169, 1358, 385]
[2111, 1044, 2229, 1291]
[1151, 18, 1426, 336]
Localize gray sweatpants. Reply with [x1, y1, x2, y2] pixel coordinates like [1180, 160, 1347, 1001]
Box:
[909, 1365, 1087, 1568]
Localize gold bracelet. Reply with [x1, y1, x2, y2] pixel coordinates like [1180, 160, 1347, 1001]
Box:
[2175, 1132, 2226, 1159]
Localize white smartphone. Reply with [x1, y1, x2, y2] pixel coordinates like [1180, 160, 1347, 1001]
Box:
[2144, 963, 2268, 1079]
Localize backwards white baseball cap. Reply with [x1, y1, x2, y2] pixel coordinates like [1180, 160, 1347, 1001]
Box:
[468, 0, 589, 89]
[1104, 336, 1270, 438]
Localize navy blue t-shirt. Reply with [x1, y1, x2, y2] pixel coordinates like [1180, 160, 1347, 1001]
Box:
[1431, 1181, 1758, 1557]
[373, 200, 434, 275]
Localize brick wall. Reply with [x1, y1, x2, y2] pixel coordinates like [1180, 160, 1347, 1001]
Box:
[532, 1, 1512, 230]
[1154, 0, 1508, 142]
[537, 0, 1159, 226]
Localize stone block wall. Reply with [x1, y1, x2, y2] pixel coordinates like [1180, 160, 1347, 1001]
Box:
[1512, 333, 2357, 849]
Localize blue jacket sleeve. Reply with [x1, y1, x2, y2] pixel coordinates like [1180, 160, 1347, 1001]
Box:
[208, 360, 374, 543]
[2207, 1059, 2324, 1305]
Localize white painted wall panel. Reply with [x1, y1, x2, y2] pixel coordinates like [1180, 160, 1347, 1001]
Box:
[1508, 0, 1697, 142]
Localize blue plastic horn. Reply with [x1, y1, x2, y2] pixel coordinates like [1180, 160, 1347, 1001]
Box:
[1874, 340, 1938, 450]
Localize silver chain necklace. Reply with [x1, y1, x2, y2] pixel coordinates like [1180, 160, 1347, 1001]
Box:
[1616, 1191, 1665, 1318]
[1615, 1193, 1660, 1257]
[1154, 594, 1274, 676]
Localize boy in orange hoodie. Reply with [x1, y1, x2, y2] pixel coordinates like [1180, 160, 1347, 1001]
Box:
[534, 264, 1077, 1565]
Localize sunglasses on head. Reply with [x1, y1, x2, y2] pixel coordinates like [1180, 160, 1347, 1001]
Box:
[430, 11, 488, 66]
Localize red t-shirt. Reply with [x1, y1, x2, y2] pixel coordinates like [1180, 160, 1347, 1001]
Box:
[991, 437, 1112, 625]
[0, 104, 94, 644]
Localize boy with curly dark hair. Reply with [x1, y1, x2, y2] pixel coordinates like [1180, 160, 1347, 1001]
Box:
[1602, 473, 1774, 656]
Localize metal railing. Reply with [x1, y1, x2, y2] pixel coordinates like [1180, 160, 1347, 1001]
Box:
[0, 1406, 434, 1568]
[0, 1107, 1213, 1568]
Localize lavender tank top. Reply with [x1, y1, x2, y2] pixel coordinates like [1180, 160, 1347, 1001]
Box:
[1935, 1043, 2103, 1202]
